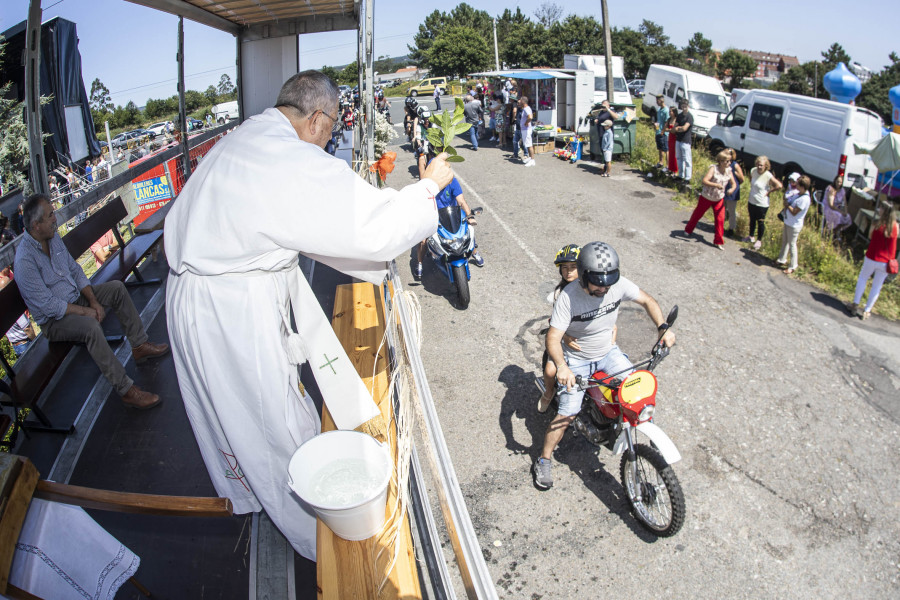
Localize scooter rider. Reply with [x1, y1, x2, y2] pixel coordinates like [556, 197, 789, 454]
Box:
[404, 95, 419, 140]
[414, 106, 436, 178]
[533, 241, 675, 490]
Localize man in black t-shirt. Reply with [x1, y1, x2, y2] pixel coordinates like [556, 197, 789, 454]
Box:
[673, 99, 694, 181]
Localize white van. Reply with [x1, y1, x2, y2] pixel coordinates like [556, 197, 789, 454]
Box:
[707, 89, 884, 187]
[642, 65, 730, 138]
[212, 100, 239, 124]
[563, 54, 633, 106]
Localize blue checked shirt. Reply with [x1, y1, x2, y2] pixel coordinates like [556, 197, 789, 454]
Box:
[13, 231, 91, 325]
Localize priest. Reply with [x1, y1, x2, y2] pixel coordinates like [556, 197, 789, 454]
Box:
[164, 70, 453, 560]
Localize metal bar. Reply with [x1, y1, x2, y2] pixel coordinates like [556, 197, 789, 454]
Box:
[177, 17, 192, 181]
[236, 35, 244, 125]
[123, 0, 241, 35]
[387, 262, 498, 600]
[364, 0, 375, 168]
[25, 0, 48, 195]
[409, 445, 457, 600]
[355, 4, 364, 164]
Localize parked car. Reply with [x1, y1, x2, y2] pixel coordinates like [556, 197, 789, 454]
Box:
[187, 118, 204, 131]
[408, 77, 447, 97]
[641, 65, 729, 138]
[338, 85, 351, 98]
[111, 130, 149, 148]
[627, 79, 645, 97]
[132, 128, 156, 140]
[146, 121, 172, 137]
[708, 89, 884, 188]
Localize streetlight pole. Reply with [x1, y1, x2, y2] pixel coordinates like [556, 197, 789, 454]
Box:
[601, 0, 614, 102]
[493, 18, 500, 71]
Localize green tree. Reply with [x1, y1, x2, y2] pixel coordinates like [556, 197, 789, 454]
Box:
[320, 66, 341, 82]
[408, 4, 492, 69]
[339, 61, 359, 85]
[772, 61, 819, 97]
[858, 52, 900, 123]
[718, 49, 757, 89]
[610, 21, 685, 79]
[500, 20, 548, 68]
[143, 98, 167, 120]
[217, 73, 235, 96]
[89, 78, 114, 113]
[204, 85, 218, 104]
[542, 15, 605, 65]
[1, 36, 37, 193]
[684, 32, 716, 75]
[185, 90, 205, 112]
[821, 43, 852, 71]
[426, 26, 491, 77]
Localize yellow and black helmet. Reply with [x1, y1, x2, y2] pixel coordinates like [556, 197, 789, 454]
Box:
[554, 244, 580, 265]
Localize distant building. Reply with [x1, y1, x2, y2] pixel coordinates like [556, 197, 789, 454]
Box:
[850, 61, 873, 83]
[737, 49, 800, 82]
[375, 66, 428, 86]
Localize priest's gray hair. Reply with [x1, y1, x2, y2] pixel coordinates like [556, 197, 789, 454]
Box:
[275, 70, 340, 118]
[23, 193, 51, 231]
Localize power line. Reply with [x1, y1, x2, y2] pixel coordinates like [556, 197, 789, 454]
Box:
[108, 66, 235, 98]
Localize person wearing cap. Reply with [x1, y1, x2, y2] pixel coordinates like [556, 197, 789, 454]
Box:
[600, 119, 614, 177]
[532, 241, 675, 490]
[673, 99, 694, 181]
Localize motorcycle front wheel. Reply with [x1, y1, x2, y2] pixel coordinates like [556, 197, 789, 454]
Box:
[451, 264, 470, 309]
[619, 443, 685, 537]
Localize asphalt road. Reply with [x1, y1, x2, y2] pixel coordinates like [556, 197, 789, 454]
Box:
[384, 124, 900, 599]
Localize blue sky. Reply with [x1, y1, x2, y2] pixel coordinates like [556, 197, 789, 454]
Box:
[1, 0, 896, 107]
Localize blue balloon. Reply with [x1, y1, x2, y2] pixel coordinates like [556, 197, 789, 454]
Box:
[823, 62, 861, 104]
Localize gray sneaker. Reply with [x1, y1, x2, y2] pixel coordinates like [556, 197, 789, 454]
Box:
[532, 458, 553, 489]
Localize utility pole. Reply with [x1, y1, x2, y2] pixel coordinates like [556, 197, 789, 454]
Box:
[493, 18, 500, 71]
[814, 62, 818, 98]
[601, 0, 614, 102]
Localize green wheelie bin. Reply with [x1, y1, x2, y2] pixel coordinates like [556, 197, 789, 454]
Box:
[587, 102, 636, 161]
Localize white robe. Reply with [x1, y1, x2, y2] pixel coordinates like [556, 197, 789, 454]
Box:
[164, 108, 438, 560]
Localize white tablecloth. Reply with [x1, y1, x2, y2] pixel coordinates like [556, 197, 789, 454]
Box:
[8, 498, 139, 600]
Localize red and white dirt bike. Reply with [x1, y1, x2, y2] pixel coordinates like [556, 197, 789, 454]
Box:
[540, 306, 686, 536]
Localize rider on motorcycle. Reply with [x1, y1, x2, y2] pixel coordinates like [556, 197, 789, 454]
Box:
[414, 161, 484, 279]
[404, 96, 419, 140]
[414, 106, 436, 178]
[532, 241, 675, 490]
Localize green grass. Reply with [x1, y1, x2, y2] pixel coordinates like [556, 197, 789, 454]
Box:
[626, 107, 900, 321]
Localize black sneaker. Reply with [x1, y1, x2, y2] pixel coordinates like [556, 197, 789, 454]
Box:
[532, 458, 553, 489]
[414, 262, 423, 279]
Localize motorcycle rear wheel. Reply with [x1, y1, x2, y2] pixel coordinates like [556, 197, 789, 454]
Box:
[451, 264, 470, 309]
[619, 443, 685, 537]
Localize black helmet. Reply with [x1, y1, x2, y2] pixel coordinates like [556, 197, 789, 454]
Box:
[405, 96, 418, 108]
[554, 244, 580, 265]
[577, 241, 620, 288]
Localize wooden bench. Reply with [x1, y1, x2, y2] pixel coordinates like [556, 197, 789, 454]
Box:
[318, 282, 421, 599]
[0, 454, 233, 600]
[62, 197, 163, 287]
[0, 196, 165, 442]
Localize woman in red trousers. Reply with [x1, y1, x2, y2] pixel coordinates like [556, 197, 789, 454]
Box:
[684, 150, 736, 249]
[666, 108, 679, 175]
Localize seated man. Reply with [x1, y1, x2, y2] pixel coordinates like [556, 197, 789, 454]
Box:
[14, 194, 168, 409]
[533, 241, 675, 489]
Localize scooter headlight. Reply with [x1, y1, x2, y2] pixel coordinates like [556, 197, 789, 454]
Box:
[445, 236, 467, 254]
[638, 405, 655, 422]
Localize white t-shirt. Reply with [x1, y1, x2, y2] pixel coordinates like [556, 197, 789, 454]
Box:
[784, 192, 810, 228]
[550, 277, 641, 363]
[520, 106, 533, 131]
[749, 168, 775, 207]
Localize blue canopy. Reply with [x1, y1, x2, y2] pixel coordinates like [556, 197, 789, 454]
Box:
[470, 69, 574, 80]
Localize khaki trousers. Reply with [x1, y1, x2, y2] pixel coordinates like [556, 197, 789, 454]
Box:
[42, 281, 148, 396]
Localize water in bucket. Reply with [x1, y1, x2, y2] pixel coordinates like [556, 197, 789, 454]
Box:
[288, 430, 392, 541]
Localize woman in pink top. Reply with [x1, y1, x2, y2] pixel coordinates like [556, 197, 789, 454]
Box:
[849, 201, 898, 319]
[684, 150, 736, 249]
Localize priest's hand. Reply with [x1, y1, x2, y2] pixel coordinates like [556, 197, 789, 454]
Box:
[423, 153, 454, 190]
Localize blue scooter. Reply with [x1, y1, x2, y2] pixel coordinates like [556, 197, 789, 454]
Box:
[425, 206, 480, 309]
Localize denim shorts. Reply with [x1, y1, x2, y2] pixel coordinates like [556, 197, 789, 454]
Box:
[655, 132, 668, 151]
[556, 346, 633, 416]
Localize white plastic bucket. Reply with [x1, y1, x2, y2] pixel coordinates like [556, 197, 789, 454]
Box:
[287, 430, 392, 541]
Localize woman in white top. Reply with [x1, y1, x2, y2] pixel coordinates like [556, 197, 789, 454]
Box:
[684, 150, 736, 249]
[776, 174, 812, 274]
[744, 156, 783, 250]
